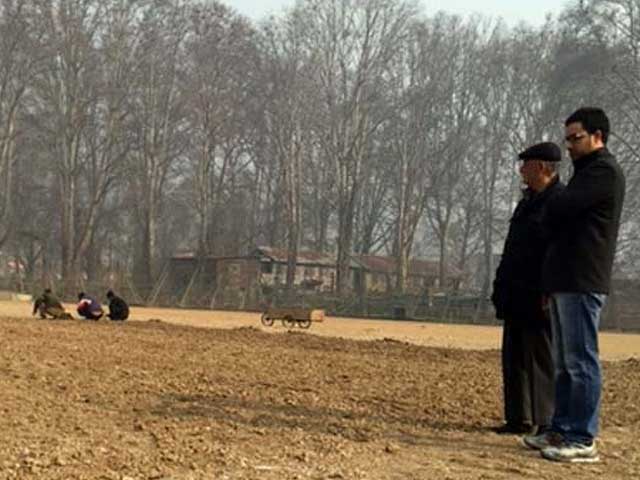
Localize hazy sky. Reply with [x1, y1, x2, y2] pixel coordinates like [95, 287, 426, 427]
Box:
[222, 0, 569, 26]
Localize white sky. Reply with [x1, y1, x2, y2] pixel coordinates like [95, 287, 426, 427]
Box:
[222, 0, 571, 26]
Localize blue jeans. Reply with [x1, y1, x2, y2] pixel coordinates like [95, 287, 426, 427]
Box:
[549, 293, 607, 445]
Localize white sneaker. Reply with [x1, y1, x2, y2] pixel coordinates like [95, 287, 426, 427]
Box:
[541, 442, 599, 463]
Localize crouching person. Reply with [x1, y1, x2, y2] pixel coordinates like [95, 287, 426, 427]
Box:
[33, 288, 72, 319]
[106, 290, 129, 321]
[77, 292, 104, 320]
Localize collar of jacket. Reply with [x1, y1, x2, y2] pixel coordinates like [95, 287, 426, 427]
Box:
[522, 175, 561, 201]
[513, 176, 562, 221]
[572, 147, 609, 171]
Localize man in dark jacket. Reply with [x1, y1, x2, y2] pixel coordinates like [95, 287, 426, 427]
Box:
[106, 290, 129, 321]
[524, 108, 625, 463]
[491, 142, 564, 435]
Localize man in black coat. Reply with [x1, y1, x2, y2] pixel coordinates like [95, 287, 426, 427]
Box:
[106, 290, 129, 321]
[524, 108, 625, 463]
[491, 142, 564, 435]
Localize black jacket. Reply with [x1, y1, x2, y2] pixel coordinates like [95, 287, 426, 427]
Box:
[108, 295, 130, 320]
[492, 177, 565, 322]
[542, 148, 625, 294]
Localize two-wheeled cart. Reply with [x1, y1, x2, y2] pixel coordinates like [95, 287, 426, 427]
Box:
[260, 308, 325, 329]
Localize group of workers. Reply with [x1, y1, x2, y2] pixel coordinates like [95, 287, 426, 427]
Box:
[33, 288, 129, 321]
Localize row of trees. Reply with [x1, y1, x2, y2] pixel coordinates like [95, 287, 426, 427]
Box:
[1, 0, 639, 299]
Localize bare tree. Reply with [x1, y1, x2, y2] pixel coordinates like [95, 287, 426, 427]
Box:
[0, 2, 41, 249]
[473, 22, 521, 302]
[128, 2, 190, 295]
[27, 0, 107, 290]
[383, 19, 436, 293]
[301, 0, 417, 294]
[259, 10, 319, 292]
[183, 3, 257, 257]
[352, 137, 393, 255]
[78, 0, 148, 283]
[420, 16, 483, 290]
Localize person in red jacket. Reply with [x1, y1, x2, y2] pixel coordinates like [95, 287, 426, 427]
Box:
[77, 292, 104, 320]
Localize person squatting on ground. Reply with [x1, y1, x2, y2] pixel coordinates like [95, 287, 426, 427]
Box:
[106, 290, 129, 321]
[523, 107, 626, 463]
[32, 288, 71, 319]
[77, 292, 105, 320]
[491, 142, 564, 436]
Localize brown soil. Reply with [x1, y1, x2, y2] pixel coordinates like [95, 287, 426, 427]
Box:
[0, 301, 639, 479]
[4, 301, 640, 360]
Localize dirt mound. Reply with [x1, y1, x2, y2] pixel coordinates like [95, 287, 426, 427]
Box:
[0, 316, 638, 479]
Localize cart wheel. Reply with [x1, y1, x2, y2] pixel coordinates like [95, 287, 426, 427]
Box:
[261, 313, 274, 327]
[298, 318, 311, 329]
[282, 316, 296, 328]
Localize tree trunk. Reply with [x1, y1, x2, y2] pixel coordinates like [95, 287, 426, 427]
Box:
[438, 224, 448, 290]
[336, 195, 355, 295]
[60, 175, 76, 294]
[0, 116, 16, 248]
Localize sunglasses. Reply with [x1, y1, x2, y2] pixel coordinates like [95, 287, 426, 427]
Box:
[564, 132, 589, 144]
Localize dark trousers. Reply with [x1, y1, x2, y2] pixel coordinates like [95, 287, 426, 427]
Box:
[80, 310, 103, 320]
[502, 317, 554, 427]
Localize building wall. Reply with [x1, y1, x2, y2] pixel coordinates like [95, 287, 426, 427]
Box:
[212, 259, 261, 307]
[216, 259, 260, 291]
[363, 272, 435, 295]
[259, 262, 335, 292]
[365, 272, 391, 293]
[168, 254, 463, 310]
[259, 263, 438, 295]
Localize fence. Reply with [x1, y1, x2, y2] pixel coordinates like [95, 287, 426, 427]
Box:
[2, 276, 639, 332]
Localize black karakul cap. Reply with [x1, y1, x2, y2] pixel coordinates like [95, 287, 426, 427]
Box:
[518, 142, 561, 162]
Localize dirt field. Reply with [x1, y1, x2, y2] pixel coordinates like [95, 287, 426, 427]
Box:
[0, 300, 639, 479]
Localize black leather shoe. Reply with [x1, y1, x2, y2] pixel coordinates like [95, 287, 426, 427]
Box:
[491, 423, 534, 435]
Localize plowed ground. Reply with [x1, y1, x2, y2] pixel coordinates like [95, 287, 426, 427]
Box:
[0, 302, 639, 479]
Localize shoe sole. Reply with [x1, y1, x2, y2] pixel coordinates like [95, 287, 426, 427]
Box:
[541, 451, 600, 463]
[543, 455, 600, 463]
[568, 456, 600, 463]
